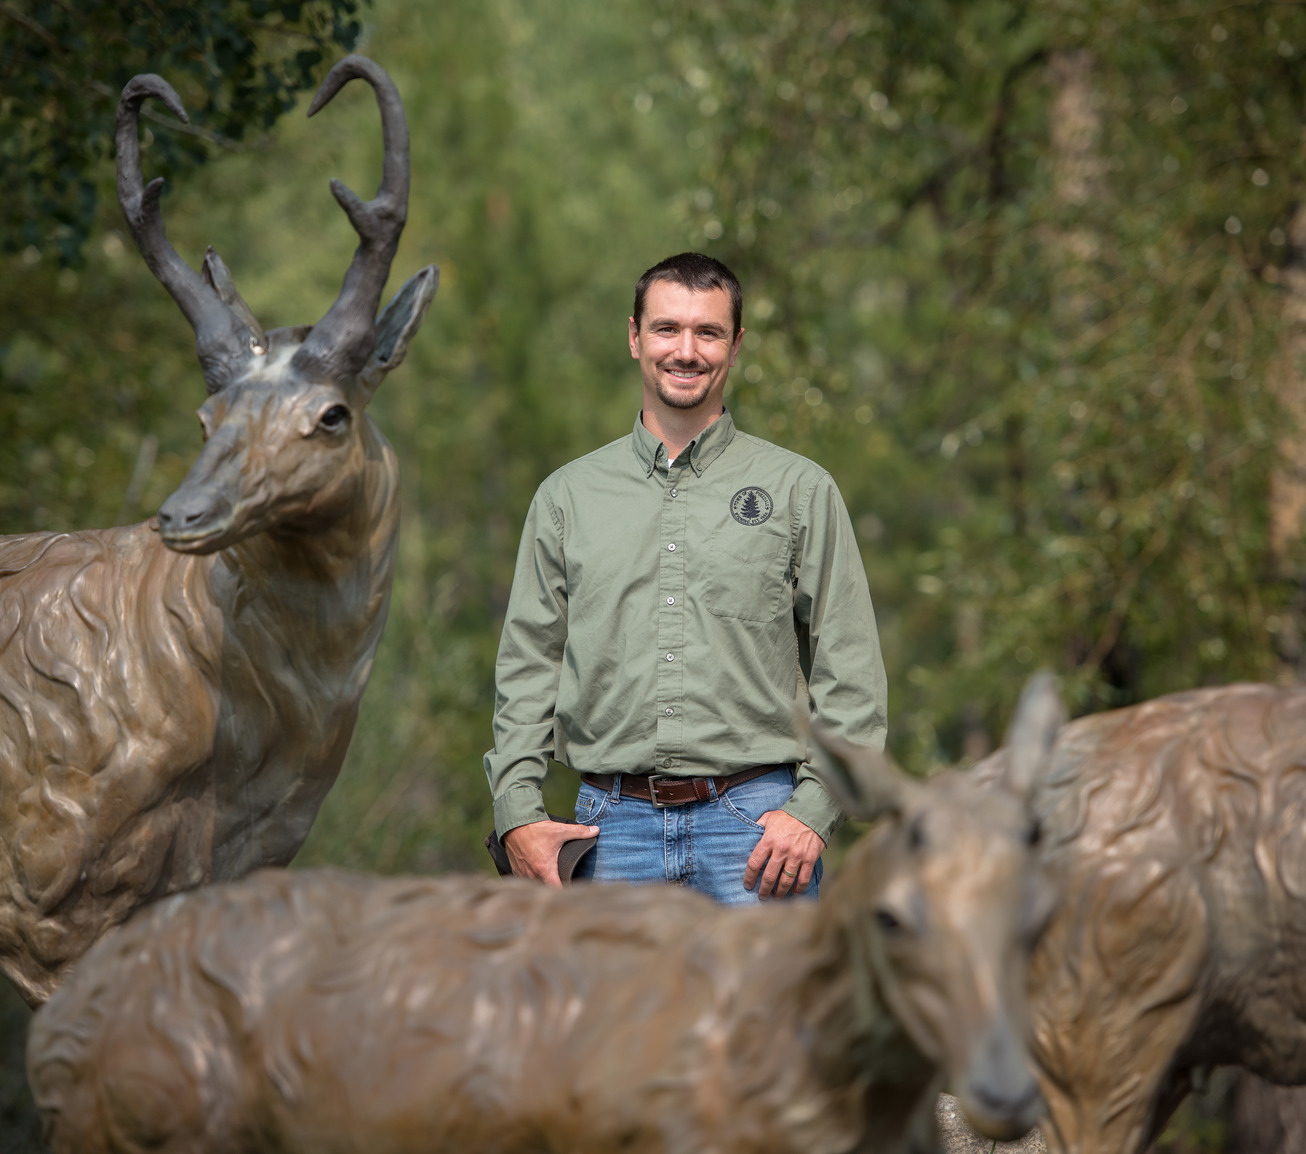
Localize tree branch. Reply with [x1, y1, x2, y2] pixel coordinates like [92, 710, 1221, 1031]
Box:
[987, 47, 1048, 203]
[0, 3, 60, 49]
[88, 80, 244, 150]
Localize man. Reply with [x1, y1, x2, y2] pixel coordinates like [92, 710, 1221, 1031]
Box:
[484, 252, 887, 903]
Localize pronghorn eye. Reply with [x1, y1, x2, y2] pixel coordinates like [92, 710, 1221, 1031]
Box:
[875, 907, 903, 933]
[1025, 820, 1042, 848]
[318, 404, 350, 431]
[907, 816, 927, 852]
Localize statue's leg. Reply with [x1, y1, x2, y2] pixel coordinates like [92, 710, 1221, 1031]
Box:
[1030, 857, 1208, 1154]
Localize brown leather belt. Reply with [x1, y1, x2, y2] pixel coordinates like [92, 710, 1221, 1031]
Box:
[580, 764, 790, 808]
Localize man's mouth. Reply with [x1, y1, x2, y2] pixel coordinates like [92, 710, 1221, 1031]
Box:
[664, 366, 708, 380]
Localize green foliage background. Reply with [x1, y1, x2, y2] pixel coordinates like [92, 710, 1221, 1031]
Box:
[3, 0, 1304, 1149]
[1, 0, 365, 263]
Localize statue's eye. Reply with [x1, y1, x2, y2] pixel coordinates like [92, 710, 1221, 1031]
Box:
[319, 404, 350, 431]
[1026, 820, 1042, 848]
[907, 816, 927, 852]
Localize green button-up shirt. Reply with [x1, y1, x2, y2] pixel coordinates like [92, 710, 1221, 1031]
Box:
[485, 410, 887, 843]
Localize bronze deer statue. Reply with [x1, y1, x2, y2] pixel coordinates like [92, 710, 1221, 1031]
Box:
[0, 55, 436, 1007]
[971, 682, 1306, 1154]
[26, 675, 1064, 1154]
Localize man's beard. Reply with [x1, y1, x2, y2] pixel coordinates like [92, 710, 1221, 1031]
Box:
[655, 365, 712, 410]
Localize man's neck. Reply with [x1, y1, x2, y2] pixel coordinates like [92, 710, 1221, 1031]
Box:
[641, 402, 725, 463]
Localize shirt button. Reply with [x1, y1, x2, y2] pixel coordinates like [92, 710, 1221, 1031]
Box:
[670, 488, 678, 497]
[666, 652, 674, 661]
[665, 707, 674, 716]
[667, 596, 675, 605]
[667, 542, 676, 551]
[663, 757, 673, 767]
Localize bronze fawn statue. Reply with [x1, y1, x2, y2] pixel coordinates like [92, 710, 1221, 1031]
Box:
[972, 682, 1306, 1154]
[26, 675, 1064, 1154]
[0, 55, 436, 1007]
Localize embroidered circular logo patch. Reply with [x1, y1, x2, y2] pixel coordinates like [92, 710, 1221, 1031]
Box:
[730, 486, 774, 526]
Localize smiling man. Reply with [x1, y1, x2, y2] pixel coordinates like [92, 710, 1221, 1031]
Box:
[484, 253, 887, 902]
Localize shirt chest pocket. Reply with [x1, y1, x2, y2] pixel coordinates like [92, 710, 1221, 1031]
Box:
[704, 527, 792, 622]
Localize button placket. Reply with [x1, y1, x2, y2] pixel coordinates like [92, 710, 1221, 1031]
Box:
[655, 466, 686, 767]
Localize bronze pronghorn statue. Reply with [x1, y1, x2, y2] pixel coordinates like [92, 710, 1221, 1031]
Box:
[0, 55, 436, 1006]
[27, 677, 1065, 1154]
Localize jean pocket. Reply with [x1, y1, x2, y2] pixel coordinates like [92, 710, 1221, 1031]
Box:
[719, 771, 795, 830]
[721, 793, 766, 830]
[575, 784, 610, 824]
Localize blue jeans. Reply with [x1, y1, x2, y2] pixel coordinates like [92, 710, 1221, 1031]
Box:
[572, 767, 821, 905]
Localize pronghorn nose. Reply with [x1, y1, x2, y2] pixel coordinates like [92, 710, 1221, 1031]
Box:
[963, 1022, 1044, 1134]
[157, 489, 232, 537]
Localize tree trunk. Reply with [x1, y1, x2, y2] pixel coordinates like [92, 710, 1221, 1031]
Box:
[1268, 206, 1306, 677]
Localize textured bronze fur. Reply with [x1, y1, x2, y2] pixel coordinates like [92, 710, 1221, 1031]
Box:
[973, 683, 1306, 1154]
[27, 689, 1062, 1154]
[0, 56, 435, 1007]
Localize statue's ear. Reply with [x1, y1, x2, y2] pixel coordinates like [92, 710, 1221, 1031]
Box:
[356, 265, 439, 401]
[1002, 671, 1066, 802]
[799, 711, 910, 823]
[201, 247, 266, 353]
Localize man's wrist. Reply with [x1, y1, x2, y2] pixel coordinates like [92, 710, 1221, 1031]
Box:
[782, 778, 843, 845]
[493, 786, 549, 839]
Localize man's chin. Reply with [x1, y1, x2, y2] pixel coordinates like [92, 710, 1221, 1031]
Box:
[655, 382, 712, 410]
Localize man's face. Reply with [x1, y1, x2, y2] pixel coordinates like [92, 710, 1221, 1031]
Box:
[628, 281, 744, 414]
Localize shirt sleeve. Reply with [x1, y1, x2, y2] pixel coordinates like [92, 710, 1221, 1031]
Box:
[784, 472, 889, 843]
[484, 484, 569, 837]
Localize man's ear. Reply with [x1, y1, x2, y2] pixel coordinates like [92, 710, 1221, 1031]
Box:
[729, 326, 745, 365]
[799, 711, 908, 822]
[356, 265, 439, 402]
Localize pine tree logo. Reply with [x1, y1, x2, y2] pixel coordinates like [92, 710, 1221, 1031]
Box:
[730, 486, 774, 526]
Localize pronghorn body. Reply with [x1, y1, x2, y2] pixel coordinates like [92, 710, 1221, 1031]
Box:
[974, 683, 1306, 1154]
[0, 55, 435, 1006]
[28, 678, 1066, 1154]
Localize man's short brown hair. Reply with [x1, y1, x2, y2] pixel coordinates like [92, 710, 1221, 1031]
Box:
[632, 253, 743, 337]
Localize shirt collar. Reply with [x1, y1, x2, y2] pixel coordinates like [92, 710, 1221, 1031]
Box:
[630, 409, 737, 477]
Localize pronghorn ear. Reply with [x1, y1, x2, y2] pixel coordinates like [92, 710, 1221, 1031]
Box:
[1002, 670, 1065, 801]
[201, 247, 266, 353]
[799, 711, 906, 822]
[356, 264, 439, 400]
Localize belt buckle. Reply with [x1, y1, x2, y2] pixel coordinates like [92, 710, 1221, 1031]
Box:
[645, 773, 671, 807]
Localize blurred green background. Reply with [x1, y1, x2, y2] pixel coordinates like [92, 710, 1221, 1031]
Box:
[4, 0, 1305, 1149]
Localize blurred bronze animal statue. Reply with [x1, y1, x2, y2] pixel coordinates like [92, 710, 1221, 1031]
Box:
[972, 682, 1306, 1154]
[0, 55, 436, 1007]
[27, 676, 1065, 1154]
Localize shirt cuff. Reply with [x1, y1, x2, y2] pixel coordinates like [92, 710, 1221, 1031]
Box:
[782, 776, 846, 845]
[493, 785, 550, 839]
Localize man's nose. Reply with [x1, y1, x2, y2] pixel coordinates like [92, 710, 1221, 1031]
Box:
[676, 329, 697, 361]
